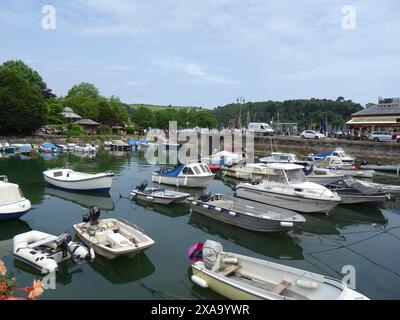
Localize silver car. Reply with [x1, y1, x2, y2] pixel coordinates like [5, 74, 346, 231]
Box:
[367, 131, 393, 142]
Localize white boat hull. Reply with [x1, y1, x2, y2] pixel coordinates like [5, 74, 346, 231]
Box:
[152, 173, 214, 188]
[0, 199, 31, 221]
[43, 170, 113, 192]
[235, 186, 339, 214]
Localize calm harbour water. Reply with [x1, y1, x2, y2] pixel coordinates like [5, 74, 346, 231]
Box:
[1, 150, 400, 300]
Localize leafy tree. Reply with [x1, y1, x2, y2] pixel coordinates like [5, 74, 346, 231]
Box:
[1, 60, 55, 99]
[63, 95, 99, 120]
[67, 82, 100, 101]
[46, 98, 64, 124]
[131, 107, 155, 128]
[0, 68, 47, 134]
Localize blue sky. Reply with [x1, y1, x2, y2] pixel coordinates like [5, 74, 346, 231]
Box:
[0, 0, 399, 108]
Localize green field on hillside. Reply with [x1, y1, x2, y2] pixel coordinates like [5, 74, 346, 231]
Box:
[128, 104, 202, 112]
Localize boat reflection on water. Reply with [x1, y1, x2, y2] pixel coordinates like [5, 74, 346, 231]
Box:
[133, 198, 190, 218]
[13, 258, 85, 286]
[45, 187, 115, 211]
[328, 205, 388, 228]
[297, 214, 340, 236]
[0, 220, 31, 258]
[188, 212, 304, 260]
[88, 252, 155, 284]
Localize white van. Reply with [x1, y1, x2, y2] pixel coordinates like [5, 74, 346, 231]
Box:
[248, 122, 275, 136]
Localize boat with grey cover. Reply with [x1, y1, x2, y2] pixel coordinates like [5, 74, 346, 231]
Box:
[189, 193, 306, 232]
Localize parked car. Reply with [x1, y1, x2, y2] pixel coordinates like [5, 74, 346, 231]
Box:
[367, 131, 393, 142]
[300, 130, 326, 140]
[248, 122, 275, 136]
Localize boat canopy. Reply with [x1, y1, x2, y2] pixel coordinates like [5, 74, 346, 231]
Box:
[128, 140, 137, 146]
[42, 143, 56, 149]
[159, 165, 185, 177]
[313, 150, 333, 159]
[0, 183, 24, 206]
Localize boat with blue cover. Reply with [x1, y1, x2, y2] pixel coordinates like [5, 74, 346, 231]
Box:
[152, 162, 215, 188]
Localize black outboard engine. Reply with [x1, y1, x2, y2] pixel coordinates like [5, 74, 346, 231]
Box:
[136, 180, 148, 192]
[200, 190, 212, 202]
[361, 159, 369, 166]
[54, 233, 79, 264]
[83, 206, 101, 225]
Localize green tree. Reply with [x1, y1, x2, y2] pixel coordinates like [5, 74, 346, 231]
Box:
[67, 82, 100, 101]
[131, 107, 155, 128]
[46, 98, 64, 124]
[1, 60, 55, 99]
[0, 68, 47, 134]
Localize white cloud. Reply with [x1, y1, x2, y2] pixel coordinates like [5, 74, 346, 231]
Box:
[125, 80, 148, 86]
[154, 58, 239, 85]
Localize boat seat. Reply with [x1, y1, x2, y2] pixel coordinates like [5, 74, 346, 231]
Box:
[219, 264, 241, 277]
[28, 236, 58, 249]
[272, 280, 291, 295]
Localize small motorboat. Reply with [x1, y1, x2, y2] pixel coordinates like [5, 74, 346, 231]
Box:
[325, 177, 389, 205]
[13, 231, 92, 274]
[0, 141, 15, 154]
[73, 207, 155, 260]
[221, 163, 270, 180]
[314, 156, 375, 179]
[259, 152, 310, 166]
[305, 166, 346, 185]
[152, 162, 215, 188]
[235, 163, 341, 214]
[308, 147, 355, 164]
[131, 181, 190, 204]
[190, 240, 369, 300]
[207, 164, 221, 172]
[189, 193, 306, 232]
[201, 150, 246, 167]
[40, 143, 59, 153]
[74, 143, 97, 153]
[43, 169, 114, 192]
[0, 176, 31, 221]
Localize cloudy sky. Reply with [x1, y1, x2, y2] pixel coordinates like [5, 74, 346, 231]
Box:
[0, 0, 399, 108]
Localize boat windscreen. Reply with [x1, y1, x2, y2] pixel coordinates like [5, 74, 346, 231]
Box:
[286, 169, 307, 183]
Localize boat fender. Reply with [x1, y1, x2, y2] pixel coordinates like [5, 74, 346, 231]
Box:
[192, 201, 197, 205]
[203, 204, 209, 209]
[89, 248, 96, 260]
[221, 257, 239, 264]
[146, 196, 154, 200]
[296, 279, 320, 290]
[229, 211, 237, 217]
[215, 207, 222, 212]
[191, 275, 208, 288]
[280, 222, 294, 228]
[131, 192, 136, 196]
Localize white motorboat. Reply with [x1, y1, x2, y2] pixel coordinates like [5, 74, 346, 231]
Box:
[202, 150, 246, 166]
[315, 156, 375, 179]
[43, 169, 114, 192]
[259, 152, 310, 166]
[152, 163, 215, 188]
[308, 147, 356, 164]
[13, 231, 91, 274]
[74, 143, 97, 153]
[190, 240, 369, 300]
[73, 207, 155, 260]
[234, 163, 341, 213]
[0, 176, 31, 221]
[305, 167, 346, 185]
[131, 181, 190, 204]
[221, 164, 270, 180]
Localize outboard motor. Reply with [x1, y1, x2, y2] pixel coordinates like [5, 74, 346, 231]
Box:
[136, 180, 148, 192]
[361, 159, 369, 166]
[54, 233, 80, 264]
[83, 206, 101, 225]
[199, 190, 212, 202]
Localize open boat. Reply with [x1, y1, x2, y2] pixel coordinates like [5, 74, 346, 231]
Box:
[0, 176, 31, 221]
[308, 147, 355, 164]
[314, 156, 375, 179]
[259, 152, 310, 166]
[304, 166, 346, 185]
[43, 169, 114, 192]
[73, 207, 155, 260]
[189, 193, 305, 232]
[221, 163, 271, 180]
[234, 163, 341, 213]
[131, 181, 190, 204]
[13, 231, 91, 274]
[325, 177, 389, 205]
[152, 163, 214, 188]
[190, 240, 369, 300]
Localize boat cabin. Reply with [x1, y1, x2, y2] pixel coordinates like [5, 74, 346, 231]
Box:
[263, 164, 307, 184]
[261, 153, 300, 163]
[158, 163, 213, 177]
[0, 180, 26, 206]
